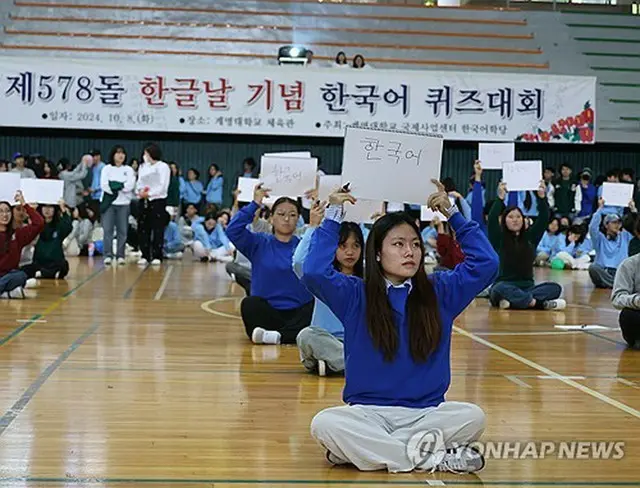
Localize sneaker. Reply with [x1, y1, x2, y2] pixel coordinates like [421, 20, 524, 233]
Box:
[7, 287, 26, 299]
[117, 258, 126, 266]
[499, 299, 510, 309]
[35, 271, 42, 279]
[24, 278, 38, 289]
[151, 259, 161, 266]
[104, 257, 112, 265]
[325, 450, 349, 466]
[251, 327, 281, 345]
[543, 299, 566, 310]
[174, 252, 183, 259]
[433, 446, 485, 474]
[317, 359, 327, 377]
[137, 258, 148, 266]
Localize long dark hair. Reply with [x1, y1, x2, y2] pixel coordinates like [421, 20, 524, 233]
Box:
[334, 221, 365, 278]
[38, 204, 61, 230]
[501, 205, 534, 275]
[108, 145, 127, 166]
[364, 212, 442, 363]
[0, 201, 14, 254]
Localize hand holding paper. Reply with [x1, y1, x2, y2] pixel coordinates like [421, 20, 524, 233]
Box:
[254, 183, 272, 205]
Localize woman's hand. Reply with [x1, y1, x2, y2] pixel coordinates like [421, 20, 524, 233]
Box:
[58, 199, 68, 213]
[14, 190, 25, 207]
[328, 187, 356, 207]
[309, 200, 327, 227]
[253, 183, 271, 205]
[598, 197, 605, 209]
[629, 199, 637, 213]
[427, 179, 452, 218]
[474, 160, 483, 182]
[304, 188, 318, 201]
[497, 181, 507, 201]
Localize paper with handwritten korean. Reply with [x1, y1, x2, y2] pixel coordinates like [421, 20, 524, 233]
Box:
[259, 156, 317, 198]
[20, 179, 64, 205]
[0, 173, 21, 205]
[602, 182, 633, 207]
[502, 160, 542, 191]
[341, 127, 443, 205]
[478, 143, 515, 170]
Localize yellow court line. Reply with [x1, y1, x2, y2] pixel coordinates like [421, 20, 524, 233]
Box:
[454, 325, 640, 420]
[201, 297, 243, 320]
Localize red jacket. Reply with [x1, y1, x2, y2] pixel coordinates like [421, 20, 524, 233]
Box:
[436, 233, 465, 270]
[0, 205, 45, 277]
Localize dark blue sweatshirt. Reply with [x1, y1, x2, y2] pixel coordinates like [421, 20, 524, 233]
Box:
[226, 201, 313, 310]
[301, 210, 499, 408]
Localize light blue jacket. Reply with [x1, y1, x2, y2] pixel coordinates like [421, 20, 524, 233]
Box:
[537, 231, 561, 255]
[589, 207, 633, 268]
[292, 226, 344, 340]
[90, 161, 105, 200]
[183, 180, 204, 204]
[193, 221, 232, 251]
[205, 176, 224, 205]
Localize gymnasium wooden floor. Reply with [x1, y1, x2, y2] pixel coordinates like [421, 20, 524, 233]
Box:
[0, 257, 639, 488]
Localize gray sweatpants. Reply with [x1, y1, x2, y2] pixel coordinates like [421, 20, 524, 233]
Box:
[296, 326, 344, 374]
[589, 264, 616, 289]
[311, 401, 485, 472]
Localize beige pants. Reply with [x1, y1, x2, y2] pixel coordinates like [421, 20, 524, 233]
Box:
[311, 401, 485, 472]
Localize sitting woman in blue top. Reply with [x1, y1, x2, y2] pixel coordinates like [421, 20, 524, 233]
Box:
[192, 212, 235, 263]
[534, 217, 561, 266]
[550, 223, 591, 270]
[300, 182, 499, 474]
[226, 183, 314, 345]
[293, 200, 365, 376]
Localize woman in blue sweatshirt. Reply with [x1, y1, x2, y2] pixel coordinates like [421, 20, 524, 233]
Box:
[300, 184, 499, 474]
[226, 183, 314, 345]
[293, 200, 365, 376]
[588, 198, 636, 288]
[192, 212, 234, 263]
[182, 168, 204, 209]
[204, 163, 224, 207]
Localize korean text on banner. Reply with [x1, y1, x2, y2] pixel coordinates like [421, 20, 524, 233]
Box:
[502, 160, 542, 192]
[478, 143, 515, 170]
[602, 182, 634, 207]
[20, 179, 64, 205]
[345, 199, 383, 224]
[237, 177, 260, 203]
[0, 55, 596, 143]
[341, 127, 443, 205]
[259, 156, 317, 198]
[0, 173, 21, 204]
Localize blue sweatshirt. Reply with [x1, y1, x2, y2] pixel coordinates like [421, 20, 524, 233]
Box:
[470, 181, 487, 235]
[183, 180, 204, 204]
[537, 232, 561, 255]
[164, 221, 183, 253]
[292, 227, 344, 340]
[589, 207, 633, 269]
[205, 176, 224, 205]
[193, 221, 231, 251]
[90, 161, 105, 200]
[301, 208, 499, 408]
[227, 200, 313, 310]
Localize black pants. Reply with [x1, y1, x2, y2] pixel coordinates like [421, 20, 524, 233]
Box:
[225, 262, 251, 296]
[240, 296, 313, 344]
[619, 309, 640, 349]
[138, 198, 169, 262]
[22, 260, 69, 279]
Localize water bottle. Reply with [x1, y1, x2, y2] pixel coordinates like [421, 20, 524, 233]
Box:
[88, 242, 95, 257]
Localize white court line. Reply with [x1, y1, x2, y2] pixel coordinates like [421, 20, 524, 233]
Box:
[468, 331, 578, 336]
[453, 325, 640, 420]
[15, 319, 47, 323]
[201, 297, 243, 320]
[537, 375, 586, 380]
[504, 375, 532, 389]
[424, 480, 446, 486]
[153, 265, 174, 301]
[617, 378, 640, 389]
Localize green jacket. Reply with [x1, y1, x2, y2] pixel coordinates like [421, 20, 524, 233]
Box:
[488, 196, 549, 288]
[34, 213, 73, 264]
[167, 175, 181, 207]
[553, 178, 575, 216]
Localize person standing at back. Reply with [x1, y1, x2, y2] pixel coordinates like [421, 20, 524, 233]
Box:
[135, 143, 171, 266]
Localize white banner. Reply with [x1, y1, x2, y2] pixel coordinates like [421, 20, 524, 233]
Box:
[0, 55, 596, 143]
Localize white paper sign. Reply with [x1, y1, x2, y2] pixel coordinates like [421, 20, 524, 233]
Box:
[601, 182, 634, 207]
[20, 179, 64, 205]
[420, 206, 448, 222]
[318, 175, 343, 201]
[259, 156, 317, 198]
[478, 143, 515, 170]
[263, 151, 311, 158]
[502, 160, 542, 191]
[0, 173, 21, 204]
[341, 127, 443, 205]
[237, 177, 259, 203]
[344, 199, 383, 224]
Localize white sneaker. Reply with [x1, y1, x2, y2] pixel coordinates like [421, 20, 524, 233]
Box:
[499, 299, 510, 309]
[137, 258, 148, 266]
[251, 327, 281, 345]
[24, 278, 38, 289]
[432, 447, 485, 474]
[318, 359, 327, 377]
[544, 299, 566, 310]
[151, 259, 161, 266]
[117, 258, 126, 266]
[7, 287, 25, 299]
[104, 257, 112, 265]
[35, 271, 42, 279]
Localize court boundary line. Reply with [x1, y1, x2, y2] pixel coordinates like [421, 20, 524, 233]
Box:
[453, 326, 640, 420]
[122, 265, 149, 299]
[154, 264, 174, 300]
[0, 266, 104, 347]
[201, 297, 243, 320]
[0, 477, 638, 486]
[0, 322, 100, 437]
